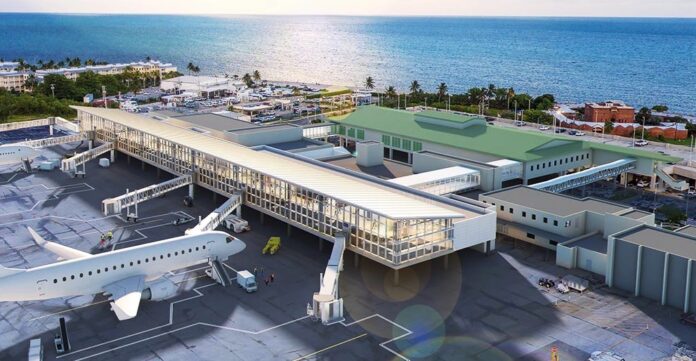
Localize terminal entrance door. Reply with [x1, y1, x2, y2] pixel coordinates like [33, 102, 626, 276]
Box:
[36, 279, 48, 297]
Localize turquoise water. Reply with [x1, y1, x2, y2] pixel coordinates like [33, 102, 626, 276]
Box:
[1, 14, 695, 112]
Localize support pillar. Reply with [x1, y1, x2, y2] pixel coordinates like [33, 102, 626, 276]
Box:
[259, 212, 264, 224]
[354, 252, 359, 268]
[318, 237, 324, 251]
[685, 260, 693, 313]
[393, 269, 399, 285]
[443, 253, 449, 269]
[156, 167, 161, 178]
[188, 184, 194, 199]
[212, 192, 217, 202]
[141, 160, 146, 171]
[235, 206, 242, 217]
[88, 140, 94, 150]
[127, 155, 131, 164]
[620, 172, 628, 187]
[286, 223, 292, 237]
[49, 125, 54, 136]
[110, 150, 115, 163]
[635, 245, 643, 297]
[661, 252, 670, 306]
[650, 173, 657, 191]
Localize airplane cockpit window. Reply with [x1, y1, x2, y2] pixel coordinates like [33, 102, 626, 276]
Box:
[226, 236, 234, 243]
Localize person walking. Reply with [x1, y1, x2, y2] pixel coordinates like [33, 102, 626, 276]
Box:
[270, 273, 275, 283]
[253, 266, 258, 277]
[264, 277, 270, 287]
[260, 266, 265, 278]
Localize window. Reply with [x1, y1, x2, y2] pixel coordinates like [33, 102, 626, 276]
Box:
[226, 237, 234, 244]
[509, 208, 513, 214]
[145, 258, 149, 263]
[553, 220, 558, 226]
[413, 142, 423, 152]
[381, 135, 390, 146]
[202, 245, 206, 250]
[543, 217, 548, 224]
[526, 233, 536, 239]
[500, 205, 504, 211]
[62, 277, 67, 281]
[188, 248, 192, 253]
[554, 160, 557, 166]
[356, 129, 365, 140]
[522, 211, 527, 217]
[79, 273, 83, 278]
[121, 264, 125, 268]
[130, 262, 133, 266]
[347, 128, 356, 138]
[71, 275, 75, 280]
[536, 165, 539, 170]
[105, 267, 108, 272]
[175, 251, 178, 256]
[195, 247, 199, 251]
[54, 279, 58, 284]
[565, 220, 571, 227]
[160, 255, 164, 259]
[137, 260, 141, 264]
[392, 137, 401, 149]
[88, 271, 92, 276]
[550, 240, 558, 246]
[532, 214, 537, 220]
[97, 269, 101, 274]
[168, 253, 171, 258]
[112, 266, 117, 270]
[152, 257, 156, 261]
[402, 139, 412, 151]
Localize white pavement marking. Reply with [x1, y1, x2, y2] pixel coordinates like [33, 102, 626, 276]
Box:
[341, 314, 413, 361]
[292, 333, 368, 361]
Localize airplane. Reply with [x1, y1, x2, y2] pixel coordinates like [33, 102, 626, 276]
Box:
[0, 144, 39, 166]
[0, 227, 246, 320]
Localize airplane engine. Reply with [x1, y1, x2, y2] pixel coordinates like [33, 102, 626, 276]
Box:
[142, 278, 178, 301]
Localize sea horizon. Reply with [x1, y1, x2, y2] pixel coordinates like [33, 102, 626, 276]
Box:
[1, 14, 695, 112]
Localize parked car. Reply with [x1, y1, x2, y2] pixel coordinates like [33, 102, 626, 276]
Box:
[636, 180, 649, 188]
[514, 121, 526, 127]
[634, 139, 649, 147]
[680, 313, 696, 326]
[538, 277, 555, 288]
[568, 130, 577, 136]
[555, 128, 567, 133]
[574, 131, 586, 136]
[539, 125, 550, 131]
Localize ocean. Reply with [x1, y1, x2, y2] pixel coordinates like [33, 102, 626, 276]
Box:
[1, 14, 695, 112]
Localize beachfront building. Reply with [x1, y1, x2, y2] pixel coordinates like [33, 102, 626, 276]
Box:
[584, 100, 635, 123]
[34, 60, 177, 82]
[0, 61, 19, 72]
[331, 106, 680, 192]
[0, 71, 31, 92]
[160, 75, 242, 98]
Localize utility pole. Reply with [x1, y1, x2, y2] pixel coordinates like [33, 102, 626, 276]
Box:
[102, 85, 107, 109]
[50, 83, 55, 98]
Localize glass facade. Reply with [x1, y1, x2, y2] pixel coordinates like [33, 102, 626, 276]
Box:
[79, 111, 460, 269]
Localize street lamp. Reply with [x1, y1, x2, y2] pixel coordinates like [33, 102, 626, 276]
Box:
[50, 83, 55, 98]
[102, 85, 107, 109]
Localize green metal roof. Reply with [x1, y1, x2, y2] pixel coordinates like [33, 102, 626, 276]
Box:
[334, 106, 681, 163]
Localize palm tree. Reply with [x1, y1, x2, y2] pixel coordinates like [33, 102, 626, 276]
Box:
[193, 66, 200, 75]
[364, 76, 375, 90]
[253, 70, 261, 82]
[292, 86, 301, 96]
[187, 62, 195, 75]
[506, 87, 515, 109]
[409, 80, 420, 95]
[242, 73, 253, 87]
[437, 82, 448, 101]
[23, 74, 37, 91]
[385, 86, 397, 99]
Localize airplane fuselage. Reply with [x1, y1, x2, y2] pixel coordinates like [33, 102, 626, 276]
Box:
[0, 231, 244, 301]
[0, 145, 39, 165]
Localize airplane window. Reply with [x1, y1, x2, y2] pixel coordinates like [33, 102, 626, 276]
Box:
[105, 268, 108, 272]
[71, 275, 75, 280]
[202, 245, 206, 249]
[175, 252, 178, 256]
[167, 253, 171, 258]
[152, 256, 156, 261]
[130, 262, 133, 266]
[145, 258, 149, 263]
[160, 255, 163, 259]
[62, 277, 66, 281]
[137, 260, 141, 264]
[112, 266, 117, 270]
[182, 249, 185, 254]
[188, 248, 192, 253]
[121, 264, 125, 268]
[88, 271, 92, 276]
[79, 273, 83, 278]
[226, 237, 234, 243]
[54, 279, 58, 283]
[97, 269, 101, 274]
[195, 247, 199, 251]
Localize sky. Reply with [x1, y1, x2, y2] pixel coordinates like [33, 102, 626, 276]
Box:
[1, 0, 695, 17]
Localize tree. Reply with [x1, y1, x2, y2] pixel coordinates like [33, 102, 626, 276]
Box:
[652, 105, 669, 112]
[385, 86, 397, 99]
[604, 120, 614, 134]
[242, 73, 253, 87]
[532, 94, 555, 110]
[658, 204, 686, 225]
[364, 76, 374, 90]
[187, 62, 195, 75]
[291, 86, 301, 96]
[636, 107, 652, 124]
[506, 87, 515, 109]
[253, 70, 261, 82]
[409, 80, 421, 95]
[192, 66, 200, 75]
[437, 82, 448, 101]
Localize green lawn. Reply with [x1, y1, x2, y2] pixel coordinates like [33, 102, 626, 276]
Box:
[6, 114, 52, 122]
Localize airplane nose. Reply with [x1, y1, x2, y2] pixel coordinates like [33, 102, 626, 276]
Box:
[236, 240, 246, 253]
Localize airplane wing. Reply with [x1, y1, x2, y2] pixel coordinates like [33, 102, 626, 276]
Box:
[103, 275, 145, 321]
[28, 227, 91, 260]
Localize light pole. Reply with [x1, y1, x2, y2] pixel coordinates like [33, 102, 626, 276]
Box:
[102, 85, 107, 109]
[50, 83, 55, 98]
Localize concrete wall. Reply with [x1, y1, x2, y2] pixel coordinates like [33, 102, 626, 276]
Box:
[639, 247, 665, 301]
[666, 255, 688, 309]
[612, 239, 638, 292]
[412, 152, 497, 191]
[556, 244, 576, 269]
[452, 211, 497, 251]
[593, 149, 655, 176]
[356, 141, 383, 167]
[603, 214, 645, 239]
[578, 247, 607, 275]
[690, 264, 696, 313]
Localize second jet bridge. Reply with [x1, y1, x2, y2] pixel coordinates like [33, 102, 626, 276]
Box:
[310, 233, 346, 325]
[102, 174, 194, 216]
[186, 193, 243, 235]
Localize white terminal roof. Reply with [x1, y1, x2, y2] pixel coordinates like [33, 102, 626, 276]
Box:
[74, 107, 473, 219]
[389, 166, 479, 187]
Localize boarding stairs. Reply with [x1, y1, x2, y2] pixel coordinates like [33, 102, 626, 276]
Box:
[309, 233, 346, 325]
[102, 174, 193, 216]
[21, 159, 32, 173]
[656, 165, 689, 191]
[206, 258, 231, 287]
[532, 158, 636, 193]
[61, 142, 114, 176]
[185, 192, 243, 235]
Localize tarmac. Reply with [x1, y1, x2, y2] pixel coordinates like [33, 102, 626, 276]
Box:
[0, 126, 695, 360]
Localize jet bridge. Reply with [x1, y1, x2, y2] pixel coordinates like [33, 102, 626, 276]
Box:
[186, 193, 243, 235]
[16, 133, 88, 148]
[532, 158, 636, 193]
[309, 233, 346, 325]
[61, 142, 114, 176]
[102, 174, 194, 216]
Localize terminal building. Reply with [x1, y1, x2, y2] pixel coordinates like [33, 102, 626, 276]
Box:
[331, 106, 681, 192]
[72, 106, 497, 271]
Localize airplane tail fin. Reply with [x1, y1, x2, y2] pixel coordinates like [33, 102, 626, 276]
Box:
[0, 265, 24, 278]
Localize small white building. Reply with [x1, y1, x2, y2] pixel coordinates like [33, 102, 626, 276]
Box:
[160, 76, 242, 98]
[35, 60, 177, 82]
